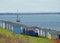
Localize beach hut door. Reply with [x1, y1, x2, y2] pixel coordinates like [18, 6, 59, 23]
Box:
[59, 35, 60, 39]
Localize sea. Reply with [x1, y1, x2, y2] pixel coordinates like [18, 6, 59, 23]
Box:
[0, 13, 60, 31]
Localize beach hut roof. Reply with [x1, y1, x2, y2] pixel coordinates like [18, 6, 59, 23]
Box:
[29, 26, 41, 30]
[0, 20, 28, 27]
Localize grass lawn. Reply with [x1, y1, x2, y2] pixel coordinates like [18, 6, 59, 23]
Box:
[0, 27, 55, 43]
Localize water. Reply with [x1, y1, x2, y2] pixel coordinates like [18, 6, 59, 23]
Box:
[0, 14, 60, 31]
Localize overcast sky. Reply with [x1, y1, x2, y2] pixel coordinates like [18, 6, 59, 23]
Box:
[0, 0, 60, 13]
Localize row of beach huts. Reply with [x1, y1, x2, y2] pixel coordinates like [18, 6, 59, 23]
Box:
[0, 20, 60, 40]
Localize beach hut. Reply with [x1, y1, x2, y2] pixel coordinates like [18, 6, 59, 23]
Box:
[51, 30, 58, 39]
[3, 21, 13, 30]
[0, 20, 11, 29]
[54, 31, 60, 43]
[58, 34, 60, 39]
[27, 30, 38, 37]
[10, 22, 28, 34]
[8, 24, 13, 32]
[39, 29, 58, 39]
[43, 29, 58, 39]
[41, 29, 46, 37]
[45, 30, 58, 39]
[11, 24, 22, 34]
[23, 27, 28, 34]
[57, 35, 60, 39]
[39, 29, 43, 36]
[5, 23, 9, 30]
[45, 29, 52, 39]
[25, 26, 40, 37]
[39, 28, 52, 38]
[0, 20, 28, 34]
[13, 26, 21, 34]
[2, 22, 5, 29]
[57, 31, 60, 39]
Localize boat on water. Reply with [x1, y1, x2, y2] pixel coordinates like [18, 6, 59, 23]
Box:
[16, 15, 20, 22]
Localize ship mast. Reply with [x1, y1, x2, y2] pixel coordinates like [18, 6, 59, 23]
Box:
[16, 10, 20, 22]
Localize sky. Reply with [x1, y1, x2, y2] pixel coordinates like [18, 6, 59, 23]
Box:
[0, 0, 60, 13]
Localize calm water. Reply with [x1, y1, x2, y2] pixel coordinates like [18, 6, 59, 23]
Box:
[0, 14, 60, 31]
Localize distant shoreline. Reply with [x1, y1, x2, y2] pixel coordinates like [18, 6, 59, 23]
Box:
[0, 12, 60, 15]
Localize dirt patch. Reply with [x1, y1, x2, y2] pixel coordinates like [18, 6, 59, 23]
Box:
[0, 34, 29, 43]
[56, 39, 60, 43]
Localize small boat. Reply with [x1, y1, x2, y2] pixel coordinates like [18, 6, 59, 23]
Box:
[16, 15, 20, 22]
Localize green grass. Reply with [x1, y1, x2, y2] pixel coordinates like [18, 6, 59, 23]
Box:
[0, 27, 54, 43]
[18, 34, 54, 43]
[0, 27, 13, 37]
